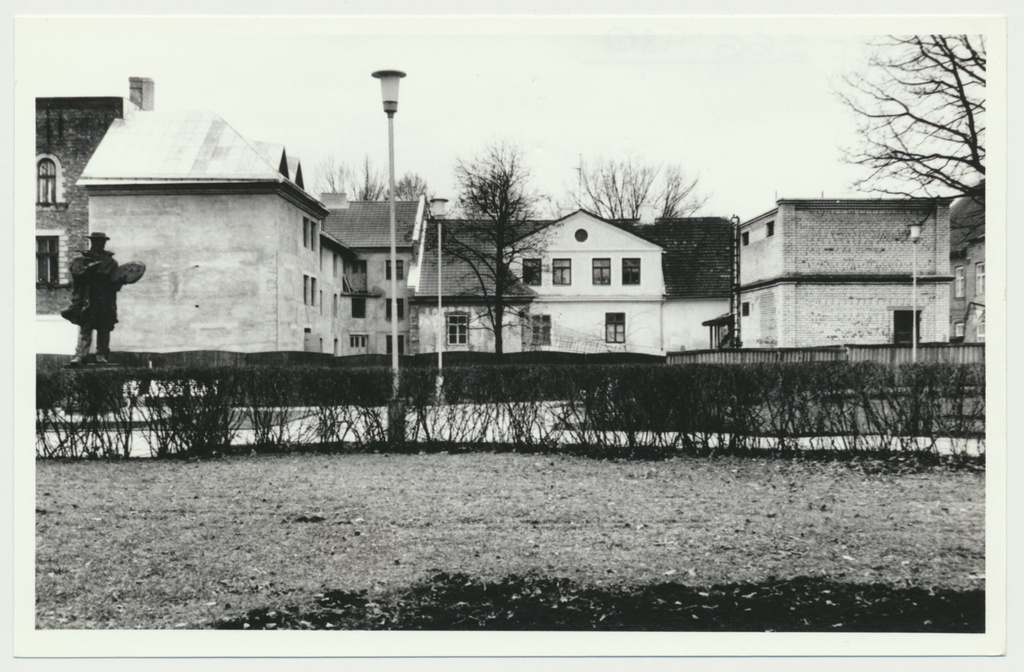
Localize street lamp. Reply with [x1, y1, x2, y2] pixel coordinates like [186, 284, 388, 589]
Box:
[908, 221, 922, 363]
[430, 198, 449, 387]
[372, 69, 406, 441]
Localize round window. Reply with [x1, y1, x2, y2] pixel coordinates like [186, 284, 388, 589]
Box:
[574, 228, 589, 242]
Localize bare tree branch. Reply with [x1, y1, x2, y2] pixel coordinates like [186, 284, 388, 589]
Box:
[574, 156, 707, 219]
[312, 155, 428, 202]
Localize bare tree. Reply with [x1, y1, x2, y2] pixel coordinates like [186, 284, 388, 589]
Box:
[839, 35, 986, 223]
[391, 172, 430, 201]
[447, 141, 547, 356]
[574, 156, 707, 219]
[310, 154, 387, 200]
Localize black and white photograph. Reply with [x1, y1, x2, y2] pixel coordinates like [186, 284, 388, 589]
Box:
[7, 4, 1011, 665]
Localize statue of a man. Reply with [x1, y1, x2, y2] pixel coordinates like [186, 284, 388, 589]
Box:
[61, 232, 125, 366]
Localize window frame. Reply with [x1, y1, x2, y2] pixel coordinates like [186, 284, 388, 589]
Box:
[36, 235, 60, 286]
[622, 258, 641, 285]
[954, 266, 966, 298]
[385, 297, 405, 320]
[954, 321, 965, 338]
[447, 312, 469, 346]
[386, 259, 405, 281]
[37, 158, 57, 205]
[552, 258, 572, 285]
[530, 314, 551, 347]
[592, 258, 611, 285]
[522, 258, 542, 286]
[351, 297, 366, 319]
[386, 335, 406, 355]
[766, 221, 775, 237]
[605, 312, 626, 344]
[975, 262, 985, 296]
[349, 334, 368, 349]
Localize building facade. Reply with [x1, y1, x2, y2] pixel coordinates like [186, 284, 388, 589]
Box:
[948, 194, 986, 343]
[77, 108, 337, 353]
[408, 209, 732, 356]
[736, 199, 953, 348]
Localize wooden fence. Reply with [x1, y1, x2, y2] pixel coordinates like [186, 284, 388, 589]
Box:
[667, 344, 985, 365]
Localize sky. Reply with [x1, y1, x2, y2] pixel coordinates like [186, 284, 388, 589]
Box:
[14, 16, 936, 221]
[16, 14, 1001, 223]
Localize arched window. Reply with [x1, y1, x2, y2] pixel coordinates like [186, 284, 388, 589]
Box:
[37, 159, 57, 205]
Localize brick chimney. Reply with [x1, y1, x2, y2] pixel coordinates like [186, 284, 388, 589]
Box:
[129, 77, 155, 111]
[320, 193, 349, 210]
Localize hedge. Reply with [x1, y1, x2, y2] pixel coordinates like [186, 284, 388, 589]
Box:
[35, 362, 985, 460]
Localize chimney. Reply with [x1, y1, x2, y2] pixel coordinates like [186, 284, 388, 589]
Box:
[639, 203, 656, 225]
[430, 198, 449, 219]
[128, 77, 155, 111]
[320, 192, 349, 210]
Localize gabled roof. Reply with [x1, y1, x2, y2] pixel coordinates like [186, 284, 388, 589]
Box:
[608, 217, 734, 299]
[323, 201, 420, 249]
[79, 111, 301, 185]
[412, 222, 537, 300]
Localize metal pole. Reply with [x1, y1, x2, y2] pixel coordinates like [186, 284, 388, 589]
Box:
[438, 216, 443, 373]
[387, 112, 399, 397]
[912, 237, 918, 363]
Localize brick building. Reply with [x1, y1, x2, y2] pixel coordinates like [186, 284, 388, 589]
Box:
[35, 78, 156, 352]
[736, 199, 953, 348]
[948, 194, 985, 343]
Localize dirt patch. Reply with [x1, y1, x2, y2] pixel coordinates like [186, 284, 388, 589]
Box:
[210, 572, 984, 632]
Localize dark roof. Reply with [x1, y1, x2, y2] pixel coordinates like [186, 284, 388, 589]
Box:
[323, 201, 419, 249]
[414, 222, 537, 300]
[949, 193, 985, 252]
[609, 217, 734, 298]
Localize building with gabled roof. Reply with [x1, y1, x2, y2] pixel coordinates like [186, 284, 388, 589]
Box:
[321, 194, 425, 356]
[948, 192, 985, 343]
[408, 208, 733, 355]
[77, 104, 340, 353]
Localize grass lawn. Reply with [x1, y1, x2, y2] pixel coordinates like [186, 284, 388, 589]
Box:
[35, 453, 985, 630]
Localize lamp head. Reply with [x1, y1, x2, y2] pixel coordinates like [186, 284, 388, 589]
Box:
[372, 70, 406, 115]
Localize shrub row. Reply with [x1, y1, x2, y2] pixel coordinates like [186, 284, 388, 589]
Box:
[35, 362, 985, 460]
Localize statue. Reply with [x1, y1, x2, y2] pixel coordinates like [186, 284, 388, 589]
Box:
[60, 232, 145, 366]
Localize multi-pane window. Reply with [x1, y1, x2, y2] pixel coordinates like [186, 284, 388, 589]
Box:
[352, 297, 366, 319]
[386, 335, 406, 355]
[592, 258, 611, 285]
[447, 312, 469, 345]
[36, 236, 59, 285]
[552, 259, 571, 285]
[975, 263, 985, 296]
[386, 260, 404, 281]
[385, 298, 405, 320]
[622, 258, 641, 285]
[37, 159, 56, 205]
[954, 321, 965, 338]
[976, 310, 986, 341]
[530, 314, 551, 347]
[954, 266, 965, 298]
[605, 313, 626, 344]
[350, 334, 368, 348]
[522, 258, 541, 286]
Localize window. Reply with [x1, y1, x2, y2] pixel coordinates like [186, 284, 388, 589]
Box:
[332, 293, 338, 317]
[37, 159, 57, 205]
[530, 314, 551, 346]
[622, 258, 641, 285]
[954, 266, 965, 298]
[352, 297, 366, 319]
[302, 218, 310, 249]
[311, 221, 318, 252]
[334, 338, 339, 356]
[352, 260, 367, 275]
[311, 278, 317, 306]
[552, 259, 572, 285]
[741, 231, 750, 246]
[977, 310, 985, 341]
[350, 334, 368, 349]
[522, 258, 541, 286]
[386, 260, 404, 281]
[385, 298, 405, 320]
[319, 337, 323, 353]
[741, 302, 750, 317]
[766, 221, 775, 237]
[36, 236, 59, 285]
[893, 310, 921, 345]
[386, 335, 406, 355]
[574, 228, 589, 242]
[975, 263, 985, 296]
[605, 313, 626, 343]
[954, 321, 965, 338]
[319, 290, 323, 314]
[303, 275, 310, 305]
[592, 258, 611, 285]
[447, 312, 469, 345]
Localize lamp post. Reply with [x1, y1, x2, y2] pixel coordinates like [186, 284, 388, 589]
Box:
[430, 198, 449, 399]
[908, 221, 922, 363]
[372, 69, 406, 441]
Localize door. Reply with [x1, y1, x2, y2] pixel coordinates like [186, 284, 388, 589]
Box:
[893, 310, 921, 345]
